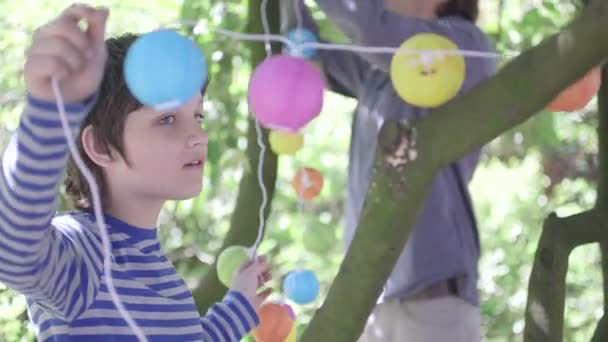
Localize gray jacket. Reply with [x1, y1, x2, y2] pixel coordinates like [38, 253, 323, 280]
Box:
[296, 0, 497, 306]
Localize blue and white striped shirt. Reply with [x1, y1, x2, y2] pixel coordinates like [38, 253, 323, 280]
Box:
[0, 95, 258, 341]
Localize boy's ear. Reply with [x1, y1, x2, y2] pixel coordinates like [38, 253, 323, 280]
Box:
[81, 125, 114, 167]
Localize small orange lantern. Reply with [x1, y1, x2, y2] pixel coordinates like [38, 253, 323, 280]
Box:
[291, 167, 323, 200]
[253, 303, 294, 342]
[547, 67, 601, 112]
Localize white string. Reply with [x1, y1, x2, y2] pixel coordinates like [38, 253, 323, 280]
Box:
[94, 3, 511, 60]
[1, 15, 520, 107]
[249, 0, 273, 258]
[293, 0, 303, 31]
[251, 120, 269, 256]
[279, 0, 289, 34]
[261, 0, 273, 57]
[185, 18, 508, 60]
[295, 167, 308, 270]
[300, 41, 506, 58]
[51, 78, 148, 342]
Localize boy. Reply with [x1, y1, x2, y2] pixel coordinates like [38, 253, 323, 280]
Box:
[0, 4, 270, 341]
[292, 0, 496, 340]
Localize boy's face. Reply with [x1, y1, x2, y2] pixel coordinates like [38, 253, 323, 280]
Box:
[107, 94, 208, 203]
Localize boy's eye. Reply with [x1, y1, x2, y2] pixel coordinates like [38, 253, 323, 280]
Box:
[160, 114, 176, 125]
[195, 113, 205, 123]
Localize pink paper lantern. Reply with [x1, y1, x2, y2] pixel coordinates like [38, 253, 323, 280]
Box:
[248, 55, 324, 132]
[282, 303, 296, 320]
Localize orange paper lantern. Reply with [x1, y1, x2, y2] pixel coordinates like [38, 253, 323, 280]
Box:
[547, 67, 601, 112]
[291, 167, 323, 200]
[253, 303, 294, 342]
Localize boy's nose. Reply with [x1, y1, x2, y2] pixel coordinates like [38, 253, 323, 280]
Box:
[187, 128, 208, 148]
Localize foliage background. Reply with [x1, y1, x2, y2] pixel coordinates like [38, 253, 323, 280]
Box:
[0, 0, 602, 341]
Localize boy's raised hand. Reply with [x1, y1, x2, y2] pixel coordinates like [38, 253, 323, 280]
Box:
[24, 4, 109, 104]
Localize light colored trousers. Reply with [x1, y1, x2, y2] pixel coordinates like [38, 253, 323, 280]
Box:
[358, 296, 481, 342]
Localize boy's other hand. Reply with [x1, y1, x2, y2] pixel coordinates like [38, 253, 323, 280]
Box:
[25, 4, 109, 104]
[231, 256, 272, 310]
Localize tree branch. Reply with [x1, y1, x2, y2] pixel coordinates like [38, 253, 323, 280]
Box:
[591, 42, 608, 342]
[524, 213, 571, 342]
[592, 311, 608, 342]
[301, 3, 608, 341]
[523, 209, 607, 342]
[592, 242, 608, 341]
[549, 209, 607, 250]
[596, 57, 608, 207]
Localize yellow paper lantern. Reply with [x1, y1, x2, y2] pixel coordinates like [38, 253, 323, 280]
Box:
[390, 33, 465, 108]
[285, 324, 297, 342]
[269, 130, 304, 155]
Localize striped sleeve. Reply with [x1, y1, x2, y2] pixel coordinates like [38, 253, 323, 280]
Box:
[0, 93, 103, 321]
[200, 290, 260, 342]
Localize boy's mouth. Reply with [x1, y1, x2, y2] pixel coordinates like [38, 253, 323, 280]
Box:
[184, 159, 204, 168]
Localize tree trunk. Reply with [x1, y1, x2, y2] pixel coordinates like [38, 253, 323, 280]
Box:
[591, 53, 608, 342]
[193, 0, 281, 313]
[301, 2, 608, 341]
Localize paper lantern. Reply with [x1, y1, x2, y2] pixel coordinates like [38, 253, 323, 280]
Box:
[282, 303, 296, 320]
[283, 270, 319, 305]
[216, 245, 250, 288]
[285, 324, 297, 342]
[124, 29, 207, 110]
[253, 303, 294, 342]
[291, 167, 323, 200]
[285, 28, 317, 58]
[269, 130, 304, 155]
[248, 55, 324, 132]
[547, 67, 601, 112]
[390, 33, 465, 108]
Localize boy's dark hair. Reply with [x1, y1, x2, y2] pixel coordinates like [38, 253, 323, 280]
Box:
[436, 0, 478, 22]
[64, 33, 142, 209]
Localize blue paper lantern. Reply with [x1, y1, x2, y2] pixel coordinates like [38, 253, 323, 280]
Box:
[285, 28, 317, 59]
[283, 269, 319, 304]
[124, 29, 207, 111]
